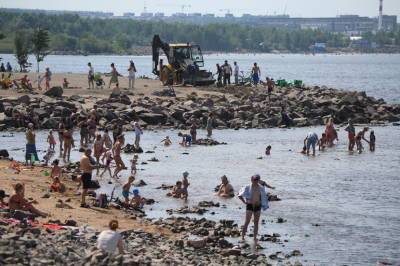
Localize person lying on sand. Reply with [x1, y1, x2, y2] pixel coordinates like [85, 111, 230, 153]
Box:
[8, 183, 48, 217]
[217, 175, 234, 198]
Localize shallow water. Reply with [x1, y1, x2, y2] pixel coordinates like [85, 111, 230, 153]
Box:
[1, 53, 400, 103]
[1, 126, 400, 265]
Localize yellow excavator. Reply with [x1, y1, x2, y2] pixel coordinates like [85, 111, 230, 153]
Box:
[152, 35, 215, 86]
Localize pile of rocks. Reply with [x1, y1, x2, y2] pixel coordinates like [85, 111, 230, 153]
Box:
[0, 221, 296, 265]
[2, 84, 397, 131]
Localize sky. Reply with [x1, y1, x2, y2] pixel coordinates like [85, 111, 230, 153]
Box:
[0, 0, 399, 19]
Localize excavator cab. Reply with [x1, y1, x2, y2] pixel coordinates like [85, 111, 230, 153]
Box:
[152, 35, 214, 86]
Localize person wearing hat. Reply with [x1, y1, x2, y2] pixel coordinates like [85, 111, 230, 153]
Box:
[25, 123, 39, 166]
[130, 188, 144, 209]
[217, 175, 234, 198]
[238, 174, 268, 244]
[0, 189, 9, 209]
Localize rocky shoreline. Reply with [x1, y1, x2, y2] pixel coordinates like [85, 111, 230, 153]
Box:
[1, 83, 399, 132]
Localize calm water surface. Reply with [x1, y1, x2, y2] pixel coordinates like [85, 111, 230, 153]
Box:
[1, 126, 400, 265]
[1, 53, 400, 103]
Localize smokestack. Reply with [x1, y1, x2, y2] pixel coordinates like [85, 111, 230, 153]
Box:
[378, 0, 383, 31]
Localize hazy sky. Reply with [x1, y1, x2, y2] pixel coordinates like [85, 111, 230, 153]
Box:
[0, 0, 399, 19]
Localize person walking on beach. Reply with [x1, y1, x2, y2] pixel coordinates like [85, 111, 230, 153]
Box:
[88, 62, 95, 89]
[133, 119, 143, 150]
[108, 63, 120, 91]
[304, 132, 319, 156]
[25, 123, 39, 166]
[112, 135, 126, 179]
[206, 113, 214, 138]
[100, 150, 113, 178]
[102, 128, 112, 150]
[251, 63, 261, 87]
[345, 119, 356, 152]
[44, 67, 52, 90]
[222, 60, 232, 86]
[80, 148, 96, 208]
[128, 60, 137, 90]
[238, 174, 268, 244]
[94, 133, 104, 175]
[234, 61, 239, 85]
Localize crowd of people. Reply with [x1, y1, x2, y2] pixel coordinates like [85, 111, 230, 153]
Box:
[302, 118, 376, 156]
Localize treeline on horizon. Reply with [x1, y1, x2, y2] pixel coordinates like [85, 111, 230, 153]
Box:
[0, 11, 399, 54]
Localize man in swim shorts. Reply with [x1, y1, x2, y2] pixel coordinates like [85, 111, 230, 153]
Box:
[238, 174, 268, 244]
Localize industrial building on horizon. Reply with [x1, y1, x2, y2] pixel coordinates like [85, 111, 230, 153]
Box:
[0, 7, 397, 35]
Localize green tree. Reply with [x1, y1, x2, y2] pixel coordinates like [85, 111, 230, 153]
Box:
[31, 27, 50, 73]
[14, 31, 31, 72]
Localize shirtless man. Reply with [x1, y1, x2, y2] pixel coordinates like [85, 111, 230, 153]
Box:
[238, 174, 268, 244]
[80, 149, 96, 207]
[217, 175, 234, 198]
[251, 63, 261, 87]
[9, 183, 48, 217]
[113, 135, 126, 179]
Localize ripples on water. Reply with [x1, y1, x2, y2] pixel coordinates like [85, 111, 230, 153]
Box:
[1, 126, 400, 265]
[1, 53, 400, 103]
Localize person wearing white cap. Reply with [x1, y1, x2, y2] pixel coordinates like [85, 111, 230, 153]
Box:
[25, 123, 39, 166]
[238, 174, 268, 244]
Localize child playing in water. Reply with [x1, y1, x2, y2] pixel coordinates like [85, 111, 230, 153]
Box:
[161, 136, 172, 146]
[318, 133, 328, 151]
[47, 130, 56, 151]
[100, 151, 113, 178]
[301, 145, 307, 155]
[122, 176, 135, 205]
[130, 188, 145, 208]
[369, 130, 376, 152]
[182, 172, 190, 200]
[265, 145, 271, 155]
[130, 154, 138, 175]
[178, 132, 192, 147]
[50, 159, 62, 179]
[168, 181, 183, 198]
[356, 127, 369, 154]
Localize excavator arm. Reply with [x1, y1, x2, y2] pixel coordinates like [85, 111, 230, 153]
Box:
[152, 35, 170, 76]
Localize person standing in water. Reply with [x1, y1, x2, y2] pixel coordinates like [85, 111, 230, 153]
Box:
[128, 61, 137, 90]
[345, 119, 356, 152]
[112, 135, 126, 179]
[44, 67, 52, 90]
[25, 123, 39, 166]
[304, 132, 319, 156]
[88, 62, 95, 89]
[356, 127, 369, 153]
[369, 130, 376, 152]
[238, 174, 268, 244]
[206, 113, 214, 138]
[133, 119, 143, 150]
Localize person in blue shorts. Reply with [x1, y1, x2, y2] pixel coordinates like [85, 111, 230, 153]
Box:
[178, 132, 192, 147]
[251, 63, 261, 87]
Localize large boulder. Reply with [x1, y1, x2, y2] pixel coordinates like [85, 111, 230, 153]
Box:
[138, 112, 166, 125]
[44, 87, 63, 98]
[0, 149, 9, 158]
[41, 117, 61, 129]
